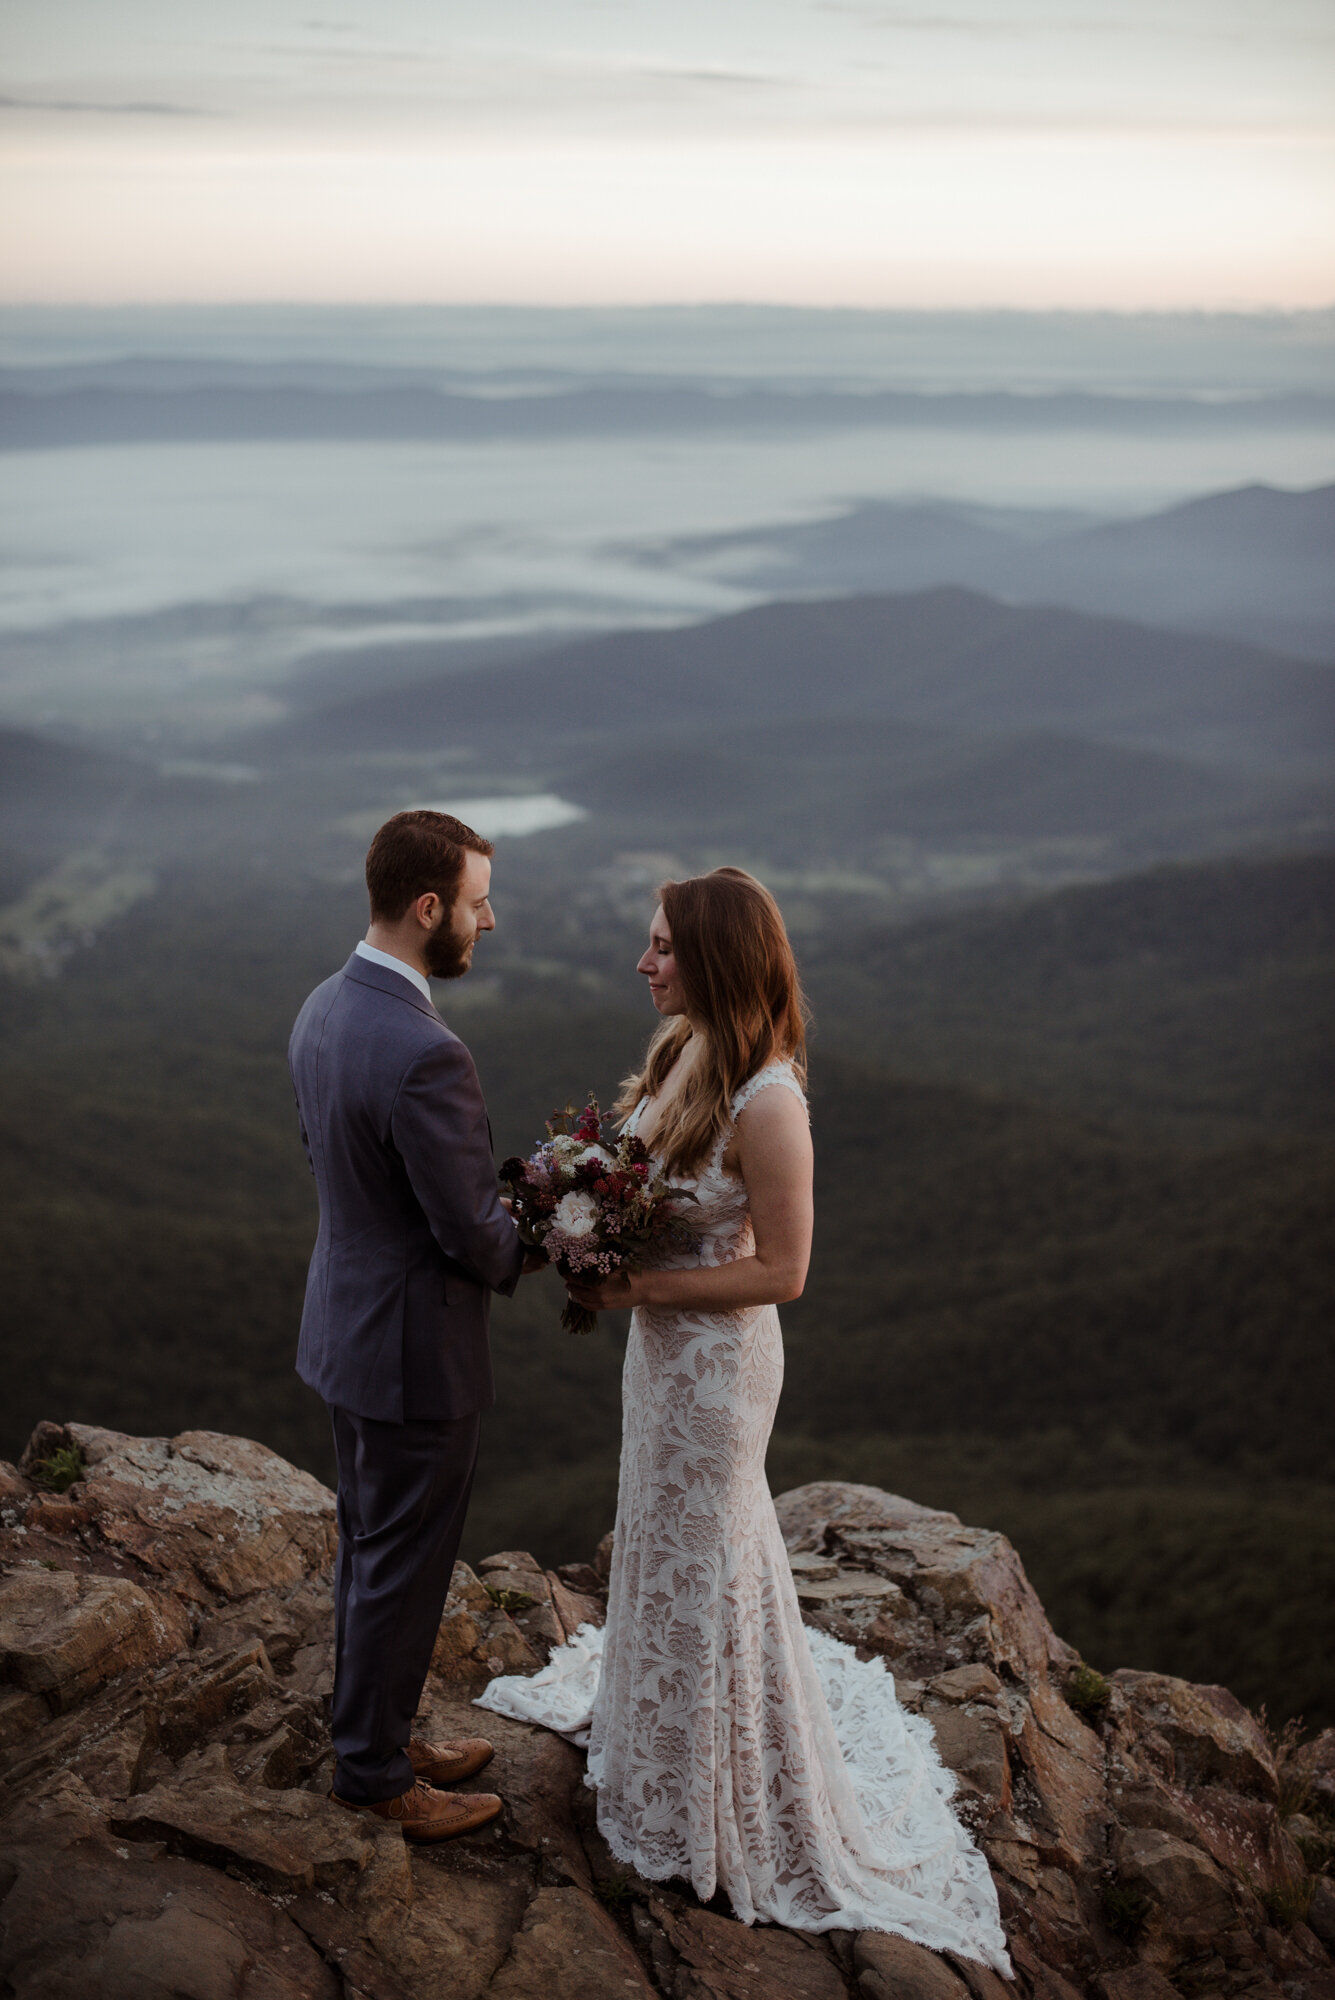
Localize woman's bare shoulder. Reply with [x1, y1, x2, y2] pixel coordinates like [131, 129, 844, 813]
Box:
[730, 1075, 812, 1178]
[732, 1063, 808, 1122]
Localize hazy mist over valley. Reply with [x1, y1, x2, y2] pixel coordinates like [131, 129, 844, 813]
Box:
[3, 305, 1334, 732]
[1, 303, 1332, 1729]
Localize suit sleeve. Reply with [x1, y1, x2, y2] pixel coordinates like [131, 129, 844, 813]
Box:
[391, 1035, 524, 1297]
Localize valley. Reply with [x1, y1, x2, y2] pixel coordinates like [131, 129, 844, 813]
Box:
[1, 316, 1330, 1734]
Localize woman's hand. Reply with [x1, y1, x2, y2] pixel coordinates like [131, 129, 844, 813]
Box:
[566, 1268, 642, 1313]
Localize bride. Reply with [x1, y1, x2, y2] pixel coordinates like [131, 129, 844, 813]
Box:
[477, 867, 1011, 1972]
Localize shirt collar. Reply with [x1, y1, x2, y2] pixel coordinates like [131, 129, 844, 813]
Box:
[354, 939, 432, 1002]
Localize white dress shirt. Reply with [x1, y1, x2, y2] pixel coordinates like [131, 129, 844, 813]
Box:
[355, 939, 432, 1002]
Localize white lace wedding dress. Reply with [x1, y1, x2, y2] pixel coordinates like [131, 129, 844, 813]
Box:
[477, 1063, 1011, 1972]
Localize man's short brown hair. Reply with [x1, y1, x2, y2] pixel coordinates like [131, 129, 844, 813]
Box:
[365, 810, 494, 923]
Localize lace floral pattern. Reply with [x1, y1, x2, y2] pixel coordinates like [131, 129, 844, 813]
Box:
[477, 1063, 1012, 1972]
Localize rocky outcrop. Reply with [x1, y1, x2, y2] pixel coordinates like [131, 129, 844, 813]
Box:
[0, 1422, 1331, 2000]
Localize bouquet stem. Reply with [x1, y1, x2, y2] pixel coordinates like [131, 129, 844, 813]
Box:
[560, 1299, 599, 1337]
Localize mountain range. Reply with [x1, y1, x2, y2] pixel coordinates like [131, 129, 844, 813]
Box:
[657, 482, 1335, 659]
[6, 575, 1328, 920]
[257, 586, 1333, 887]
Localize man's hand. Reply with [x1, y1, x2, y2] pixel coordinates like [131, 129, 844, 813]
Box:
[498, 1195, 545, 1274]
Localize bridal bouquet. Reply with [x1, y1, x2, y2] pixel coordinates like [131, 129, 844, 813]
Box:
[499, 1098, 696, 1334]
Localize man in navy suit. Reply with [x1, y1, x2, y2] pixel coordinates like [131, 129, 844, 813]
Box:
[289, 809, 531, 1840]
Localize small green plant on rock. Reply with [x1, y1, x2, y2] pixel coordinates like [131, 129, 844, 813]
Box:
[1258, 1875, 1315, 1928]
[1066, 1663, 1112, 1717]
[593, 1876, 638, 1913]
[1294, 1824, 1335, 1876]
[1101, 1882, 1152, 1944]
[485, 1584, 536, 1614]
[29, 1445, 85, 1494]
[1253, 1705, 1313, 1817]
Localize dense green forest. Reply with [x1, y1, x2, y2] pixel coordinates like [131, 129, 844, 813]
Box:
[1, 836, 1330, 1726]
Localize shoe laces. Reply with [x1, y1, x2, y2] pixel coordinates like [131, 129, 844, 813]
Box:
[388, 1779, 437, 1819]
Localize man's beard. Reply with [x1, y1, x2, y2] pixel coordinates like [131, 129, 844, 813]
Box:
[423, 921, 472, 981]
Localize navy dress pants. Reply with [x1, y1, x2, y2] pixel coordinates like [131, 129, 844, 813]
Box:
[328, 1403, 482, 1804]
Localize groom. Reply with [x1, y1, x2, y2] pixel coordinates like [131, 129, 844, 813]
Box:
[289, 809, 530, 1840]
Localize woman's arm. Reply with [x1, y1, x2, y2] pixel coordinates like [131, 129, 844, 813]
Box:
[566, 1084, 813, 1315]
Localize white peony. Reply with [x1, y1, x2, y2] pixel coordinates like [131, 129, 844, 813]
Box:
[574, 1144, 616, 1169]
[554, 1190, 600, 1238]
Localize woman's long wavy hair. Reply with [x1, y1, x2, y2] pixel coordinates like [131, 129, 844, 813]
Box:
[616, 867, 808, 1176]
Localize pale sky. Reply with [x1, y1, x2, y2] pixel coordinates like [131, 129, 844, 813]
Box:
[2, 0, 1332, 307]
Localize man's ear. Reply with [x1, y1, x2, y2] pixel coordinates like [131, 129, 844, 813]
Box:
[413, 891, 442, 931]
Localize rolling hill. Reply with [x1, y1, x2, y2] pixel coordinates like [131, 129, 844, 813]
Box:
[558, 717, 1259, 854]
[271, 587, 1335, 778]
[805, 850, 1335, 1134]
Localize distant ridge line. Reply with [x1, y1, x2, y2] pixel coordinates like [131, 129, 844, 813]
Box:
[2, 382, 1331, 451]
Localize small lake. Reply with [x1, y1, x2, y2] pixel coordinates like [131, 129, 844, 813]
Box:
[342, 795, 588, 841]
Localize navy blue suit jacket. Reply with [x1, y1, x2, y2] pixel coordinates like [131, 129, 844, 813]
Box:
[288, 952, 523, 1423]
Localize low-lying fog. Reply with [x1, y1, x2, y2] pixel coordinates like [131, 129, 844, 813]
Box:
[1, 305, 1331, 742]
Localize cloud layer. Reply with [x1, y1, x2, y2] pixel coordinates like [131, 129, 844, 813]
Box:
[3, 0, 1331, 304]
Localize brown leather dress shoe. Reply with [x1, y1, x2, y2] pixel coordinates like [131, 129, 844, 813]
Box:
[331, 1779, 502, 1842]
[408, 1734, 495, 1786]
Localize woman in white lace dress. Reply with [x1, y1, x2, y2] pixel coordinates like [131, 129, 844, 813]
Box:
[478, 868, 1011, 1973]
